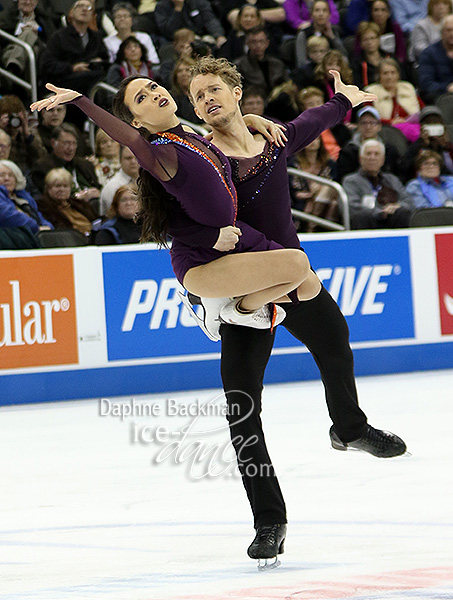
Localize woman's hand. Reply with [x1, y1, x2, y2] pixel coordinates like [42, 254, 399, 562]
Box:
[30, 83, 82, 113]
[242, 114, 288, 147]
[213, 225, 242, 251]
[330, 70, 378, 108]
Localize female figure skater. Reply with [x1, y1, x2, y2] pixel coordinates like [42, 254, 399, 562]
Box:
[31, 77, 314, 336]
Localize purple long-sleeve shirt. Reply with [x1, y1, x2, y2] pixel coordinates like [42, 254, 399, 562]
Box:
[284, 0, 339, 30]
[71, 96, 279, 282]
[172, 93, 351, 251]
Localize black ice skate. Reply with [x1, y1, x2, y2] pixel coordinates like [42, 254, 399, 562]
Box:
[330, 424, 407, 458]
[247, 523, 287, 570]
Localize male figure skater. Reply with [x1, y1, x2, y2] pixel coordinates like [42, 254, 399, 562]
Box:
[181, 57, 407, 567]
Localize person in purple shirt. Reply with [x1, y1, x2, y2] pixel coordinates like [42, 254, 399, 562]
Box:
[187, 56, 407, 567]
[30, 76, 318, 333]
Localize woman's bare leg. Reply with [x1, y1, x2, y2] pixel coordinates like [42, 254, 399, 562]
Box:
[183, 249, 309, 311]
[272, 270, 322, 303]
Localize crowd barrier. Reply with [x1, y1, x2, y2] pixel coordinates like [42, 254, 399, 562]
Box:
[1, 227, 452, 406]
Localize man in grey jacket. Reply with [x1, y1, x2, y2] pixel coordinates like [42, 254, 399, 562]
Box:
[343, 139, 414, 229]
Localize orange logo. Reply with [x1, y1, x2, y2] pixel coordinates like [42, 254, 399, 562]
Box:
[0, 255, 78, 368]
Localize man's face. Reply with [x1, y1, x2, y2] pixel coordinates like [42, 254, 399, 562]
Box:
[41, 104, 67, 127]
[71, 0, 93, 24]
[52, 132, 78, 161]
[358, 114, 381, 140]
[190, 73, 241, 128]
[241, 94, 265, 116]
[247, 32, 269, 60]
[121, 147, 139, 178]
[360, 144, 385, 174]
[18, 0, 38, 15]
[442, 16, 453, 47]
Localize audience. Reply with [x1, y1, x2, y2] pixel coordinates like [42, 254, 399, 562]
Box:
[284, 0, 339, 32]
[94, 183, 141, 244]
[38, 167, 99, 234]
[100, 146, 139, 215]
[405, 150, 453, 207]
[240, 86, 267, 116]
[90, 129, 121, 187]
[352, 22, 390, 87]
[409, 0, 452, 64]
[342, 139, 414, 229]
[36, 100, 88, 156]
[170, 57, 204, 123]
[418, 14, 453, 103]
[104, 2, 159, 65]
[0, 159, 53, 233]
[106, 36, 155, 88]
[367, 0, 406, 63]
[219, 4, 265, 62]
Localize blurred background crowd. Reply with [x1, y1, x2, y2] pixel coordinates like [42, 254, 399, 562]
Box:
[1, 0, 453, 249]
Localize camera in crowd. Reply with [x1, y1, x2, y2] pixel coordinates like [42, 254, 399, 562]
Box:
[8, 113, 21, 129]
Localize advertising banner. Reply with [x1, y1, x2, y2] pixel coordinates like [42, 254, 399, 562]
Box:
[435, 233, 453, 336]
[0, 254, 78, 368]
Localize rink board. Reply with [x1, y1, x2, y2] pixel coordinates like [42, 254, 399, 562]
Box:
[0, 228, 452, 405]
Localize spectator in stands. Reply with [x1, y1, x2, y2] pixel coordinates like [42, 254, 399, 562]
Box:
[345, 0, 408, 38]
[32, 123, 101, 197]
[99, 145, 139, 214]
[0, 130, 12, 161]
[170, 58, 204, 124]
[284, 0, 338, 32]
[368, 0, 406, 64]
[0, 95, 47, 175]
[106, 36, 155, 88]
[240, 86, 267, 115]
[95, 183, 141, 244]
[314, 50, 353, 124]
[266, 80, 300, 121]
[36, 100, 89, 156]
[294, 0, 346, 67]
[297, 85, 351, 159]
[157, 28, 196, 88]
[39, 0, 109, 97]
[387, 0, 429, 34]
[418, 14, 453, 104]
[336, 106, 401, 182]
[154, 0, 227, 48]
[235, 26, 288, 94]
[219, 4, 264, 62]
[352, 22, 388, 88]
[222, 0, 285, 30]
[37, 167, 98, 234]
[292, 35, 329, 84]
[289, 135, 338, 232]
[409, 0, 451, 64]
[90, 129, 121, 187]
[342, 139, 414, 228]
[405, 149, 453, 207]
[0, 159, 53, 233]
[400, 106, 453, 181]
[104, 2, 159, 65]
[365, 58, 421, 128]
[0, 0, 56, 83]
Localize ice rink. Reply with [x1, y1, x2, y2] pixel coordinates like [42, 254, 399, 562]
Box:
[1, 369, 453, 600]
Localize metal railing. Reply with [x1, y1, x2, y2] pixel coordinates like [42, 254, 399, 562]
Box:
[0, 29, 38, 104]
[88, 82, 209, 147]
[287, 167, 350, 231]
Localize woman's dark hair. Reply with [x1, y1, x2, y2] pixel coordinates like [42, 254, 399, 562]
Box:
[112, 75, 173, 246]
[115, 35, 149, 64]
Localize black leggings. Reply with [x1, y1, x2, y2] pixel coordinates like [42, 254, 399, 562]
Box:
[220, 286, 367, 528]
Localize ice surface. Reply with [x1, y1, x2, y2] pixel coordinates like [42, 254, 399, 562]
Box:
[1, 370, 452, 600]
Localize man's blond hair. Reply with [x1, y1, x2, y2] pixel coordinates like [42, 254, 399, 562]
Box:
[189, 57, 243, 91]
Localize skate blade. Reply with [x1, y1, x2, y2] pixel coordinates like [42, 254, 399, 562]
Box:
[177, 291, 220, 342]
[257, 557, 281, 571]
[330, 446, 412, 458]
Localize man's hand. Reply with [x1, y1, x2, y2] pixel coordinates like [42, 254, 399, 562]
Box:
[213, 225, 242, 251]
[330, 70, 378, 107]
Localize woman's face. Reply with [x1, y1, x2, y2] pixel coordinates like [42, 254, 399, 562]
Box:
[431, 0, 451, 21]
[114, 9, 133, 32]
[124, 41, 143, 63]
[117, 189, 139, 219]
[371, 1, 390, 27]
[98, 135, 120, 160]
[324, 58, 341, 77]
[312, 2, 330, 26]
[419, 157, 441, 179]
[176, 63, 192, 90]
[308, 44, 328, 64]
[47, 179, 72, 202]
[360, 30, 380, 53]
[379, 64, 399, 89]
[239, 6, 260, 30]
[124, 79, 178, 132]
[0, 165, 16, 193]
